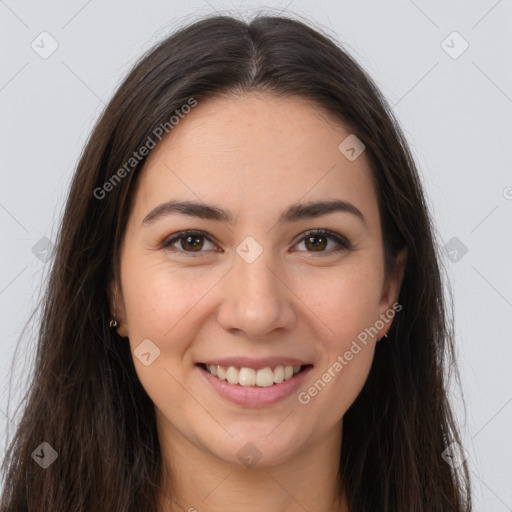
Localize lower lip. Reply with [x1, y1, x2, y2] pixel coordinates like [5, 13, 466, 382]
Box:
[197, 364, 313, 407]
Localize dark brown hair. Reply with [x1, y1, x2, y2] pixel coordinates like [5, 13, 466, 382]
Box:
[0, 13, 471, 512]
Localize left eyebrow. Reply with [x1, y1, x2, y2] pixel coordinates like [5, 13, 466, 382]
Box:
[141, 199, 368, 228]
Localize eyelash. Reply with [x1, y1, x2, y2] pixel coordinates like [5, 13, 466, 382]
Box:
[159, 229, 353, 257]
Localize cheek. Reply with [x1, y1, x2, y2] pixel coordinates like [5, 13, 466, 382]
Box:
[120, 256, 213, 413]
[293, 262, 381, 415]
[303, 260, 384, 341]
[120, 252, 214, 354]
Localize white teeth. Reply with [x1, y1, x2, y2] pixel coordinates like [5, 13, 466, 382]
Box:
[238, 367, 256, 386]
[273, 365, 284, 384]
[205, 363, 303, 387]
[256, 367, 274, 387]
[226, 366, 239, 384]
[216, 365, 226, 380]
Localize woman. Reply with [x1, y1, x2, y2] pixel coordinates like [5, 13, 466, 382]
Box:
[0, 13, 472, 512]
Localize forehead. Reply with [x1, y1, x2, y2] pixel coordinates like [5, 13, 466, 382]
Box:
[130, 92, 380, 231]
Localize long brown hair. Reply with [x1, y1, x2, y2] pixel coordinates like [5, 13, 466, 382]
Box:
[0, 13, 471, 511]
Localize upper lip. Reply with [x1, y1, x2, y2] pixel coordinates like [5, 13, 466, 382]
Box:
[198, 357, 312, 369]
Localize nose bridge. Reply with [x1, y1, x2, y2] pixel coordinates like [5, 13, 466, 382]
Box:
[233, 232, 279, 292]
[216, 240, 295, 337]
[237, 249, 278, 296]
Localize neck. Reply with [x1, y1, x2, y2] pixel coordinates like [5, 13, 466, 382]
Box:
[155, 416, 349, 512]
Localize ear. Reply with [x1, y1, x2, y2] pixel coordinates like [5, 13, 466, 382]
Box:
[377, 246, 407, 338]
[107, 279, 129, 338]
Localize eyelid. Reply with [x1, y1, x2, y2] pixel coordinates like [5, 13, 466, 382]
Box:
[293, 229, 353, 253]
[159, 229, 219, 256]
[159, 228, 353, 255]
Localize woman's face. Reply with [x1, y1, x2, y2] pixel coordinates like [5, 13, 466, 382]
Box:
[113, 92, 405, 468]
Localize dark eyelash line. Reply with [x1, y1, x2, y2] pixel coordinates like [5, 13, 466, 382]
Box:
[159, 229, 353, 256]
[294, 229, 353, 252]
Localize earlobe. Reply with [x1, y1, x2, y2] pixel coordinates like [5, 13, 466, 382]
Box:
[107, 279, 129, 338]
[394, 247, 408, 297]
[378, 246, 408, 336]
[386, 246, 407, 304]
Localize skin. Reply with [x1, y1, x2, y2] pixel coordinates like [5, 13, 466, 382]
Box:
[109, 92, 407, 512]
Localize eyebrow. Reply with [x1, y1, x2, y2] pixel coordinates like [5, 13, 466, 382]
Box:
[141, 199, 368, 228]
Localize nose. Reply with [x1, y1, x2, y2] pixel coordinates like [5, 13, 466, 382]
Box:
[215, 249, 297, 340]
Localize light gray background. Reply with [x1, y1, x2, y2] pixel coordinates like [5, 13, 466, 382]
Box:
[1, 0, 511, 509]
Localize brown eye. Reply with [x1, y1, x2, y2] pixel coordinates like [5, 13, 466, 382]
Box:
[294, 229, 352, 254]
[304, 235, 328, 252]
[160, 228, 352, 257]
[179, 234, 205, 251]
[161, 230, 217, 255]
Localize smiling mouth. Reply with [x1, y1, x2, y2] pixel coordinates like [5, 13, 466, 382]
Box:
[197, 363, 312, 387]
